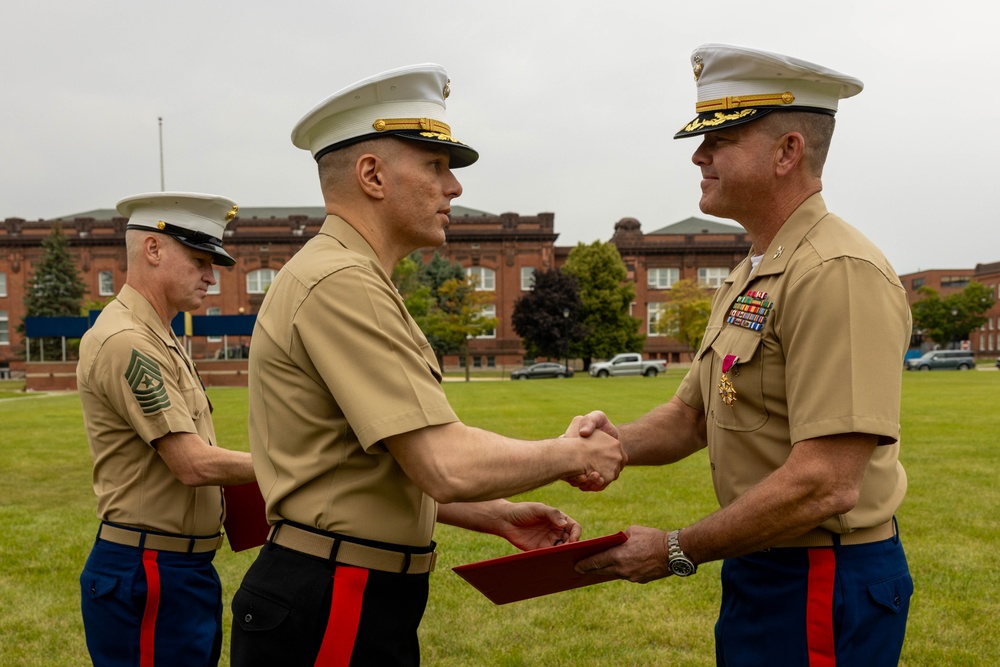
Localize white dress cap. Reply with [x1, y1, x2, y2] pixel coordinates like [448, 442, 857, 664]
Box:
[117, 191, 238, 267]
[675, 44, 864, 138]
[291, 63, 478, 167]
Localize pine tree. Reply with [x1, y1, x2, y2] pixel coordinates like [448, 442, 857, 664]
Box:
[19, 223, 88, 360]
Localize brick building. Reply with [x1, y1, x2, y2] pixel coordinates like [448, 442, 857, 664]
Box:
[898, 267, 1000, 355]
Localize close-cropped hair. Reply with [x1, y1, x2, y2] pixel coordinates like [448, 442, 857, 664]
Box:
[760, 111, 836, 177]
[317, 137, 400, 195]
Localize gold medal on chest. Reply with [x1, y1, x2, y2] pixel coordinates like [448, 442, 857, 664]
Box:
[717, 354, 739, 407]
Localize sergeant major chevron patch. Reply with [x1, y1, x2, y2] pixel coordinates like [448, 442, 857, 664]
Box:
[125, 349, 171, 414]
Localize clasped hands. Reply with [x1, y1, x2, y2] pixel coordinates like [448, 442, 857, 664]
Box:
[563, 410, 625, 492]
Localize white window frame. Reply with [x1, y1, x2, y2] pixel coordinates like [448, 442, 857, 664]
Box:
[466, 266, 495, 291]
[247, 269, 277, 294]
[647, 267, 679, 290]
[0, 310, 8, 345]
[207, 270, 221, 295]
[98, 271, 115, 297]
[206, 307, 222, 342]
[698, 267, 729, 288]
[520, 267, 536, 291]
[0, 272, 6, 297]
[647, 302, 664, 336]
[476, 303, 497, 339]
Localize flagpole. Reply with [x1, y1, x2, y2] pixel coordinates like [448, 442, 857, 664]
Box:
[158, 116, 165, 191]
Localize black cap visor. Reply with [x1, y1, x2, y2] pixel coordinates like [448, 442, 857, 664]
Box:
[314, 130, 479, 168]
[127, 223, 236, 267]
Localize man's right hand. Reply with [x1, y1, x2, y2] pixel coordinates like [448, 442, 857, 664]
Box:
[569, 414, 626, 491]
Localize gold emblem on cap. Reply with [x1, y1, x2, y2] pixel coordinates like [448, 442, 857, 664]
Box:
[373, 118, 452, 134]
[697, 92, 795, 112]
[226, 205, 238, 221]
[692, 55, 703, 81]
[443, 79, 451, 99]
[157, 220, 167, 230]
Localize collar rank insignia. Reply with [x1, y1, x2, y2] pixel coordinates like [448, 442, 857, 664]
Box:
[726, 289, 774, 332]
[718, 354, 739, 407]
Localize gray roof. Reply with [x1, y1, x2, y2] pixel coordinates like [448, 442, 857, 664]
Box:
[53, 203, 493, 221]
[648, 216, 743, 235]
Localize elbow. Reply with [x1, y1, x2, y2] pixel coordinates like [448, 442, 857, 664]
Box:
[174, 466, 215, 487]
[826, 486, 861, 517]
[423, 474, 478, 504]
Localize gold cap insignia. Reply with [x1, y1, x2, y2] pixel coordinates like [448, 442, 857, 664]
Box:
[693, 55, 704, 81]
[157, 220, 166, 230]
[226, 205, 238, 221]
[443, 79, 451, 99]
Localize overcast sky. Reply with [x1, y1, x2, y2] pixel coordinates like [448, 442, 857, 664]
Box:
[2, 0, 996, 275]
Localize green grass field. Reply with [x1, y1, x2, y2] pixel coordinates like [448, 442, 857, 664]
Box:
[1, 371, 997, 666]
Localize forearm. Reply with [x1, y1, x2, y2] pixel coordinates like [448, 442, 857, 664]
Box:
[188, 447, 255, 487]
[386, 422, 621, 504]
[679, 434, 876, 564]
[437, 499, 512, 533]
[155, 432, 255, 487]
[619, 396, 706, 466]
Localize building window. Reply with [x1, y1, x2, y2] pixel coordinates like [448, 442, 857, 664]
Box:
[206, 307, 222, 342]
[912, 277, 926, 290]
[466, 266, 495, 291]
[98, 271, 114, 296]
[207, 270, 221, 295]
[648, 267, 679, 290]
[247, 269, 277, 294]
[647, 302, 664, 336]
[486, 355, 496, 368]
[520, 267, 536, 291]
[476, 304, 497, 338]
[0, 310, 8, 345]
[0, 272, 6, 297]
[698, 267, 729, 288]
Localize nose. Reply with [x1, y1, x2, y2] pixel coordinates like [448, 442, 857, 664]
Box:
[205, 267, 217, 284]
[444, 169, 463, 199]
[692, 138, 711, 166]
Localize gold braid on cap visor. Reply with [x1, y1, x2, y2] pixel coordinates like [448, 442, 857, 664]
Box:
[373, 117, 452, 135]
[695, 91, 795, 112]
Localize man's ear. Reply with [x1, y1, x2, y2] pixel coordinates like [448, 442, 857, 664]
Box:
[774, 132, 806, 177]
[143, 235, 163, 265]
[356, 154, 386, 200]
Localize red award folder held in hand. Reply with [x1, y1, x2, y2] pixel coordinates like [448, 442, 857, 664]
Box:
[452, 531, 628, 605]
[222, 482, 271, 552]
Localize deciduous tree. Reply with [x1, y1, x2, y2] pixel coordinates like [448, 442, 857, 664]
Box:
[562, 241, 644, 369]
[511, 269, 586, 361]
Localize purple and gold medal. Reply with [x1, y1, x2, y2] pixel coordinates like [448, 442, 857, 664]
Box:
[718, 354, 739, 406]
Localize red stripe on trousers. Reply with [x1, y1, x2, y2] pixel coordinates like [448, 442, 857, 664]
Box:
[314, 566, 369, 667]
[140, 550, 161, 667]
[806, 548, 837, 667]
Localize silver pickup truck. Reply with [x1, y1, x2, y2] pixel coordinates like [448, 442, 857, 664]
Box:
[589, 353, 667, 378]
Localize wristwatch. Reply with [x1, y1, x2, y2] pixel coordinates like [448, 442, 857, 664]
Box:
[667, 529, 697, 577]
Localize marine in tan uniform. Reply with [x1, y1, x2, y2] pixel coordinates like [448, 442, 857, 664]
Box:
[570, 45, 913, 666]
[229, 64, 626, 667]
[78, 192, 255, 667]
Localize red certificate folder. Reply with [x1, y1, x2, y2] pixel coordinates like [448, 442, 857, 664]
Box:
[222, 482, 271, 552]
[452, 531, 628, 605]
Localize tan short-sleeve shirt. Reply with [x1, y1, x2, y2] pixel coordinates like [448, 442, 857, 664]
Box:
[248, 216, 459, 547]
[676, 194, 910, 533]
[77, 284, 223, 536]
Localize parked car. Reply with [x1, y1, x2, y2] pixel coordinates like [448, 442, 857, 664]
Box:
[510, 362, 574, 380]
[995, 355, 1000, 370]
[904, 350, 976, 371]
[589, 353, 667, 378]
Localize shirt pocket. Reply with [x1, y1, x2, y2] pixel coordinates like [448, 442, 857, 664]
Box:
[708, 326, 767, 432]
[182, 384, 210, 421]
